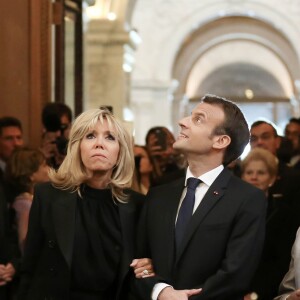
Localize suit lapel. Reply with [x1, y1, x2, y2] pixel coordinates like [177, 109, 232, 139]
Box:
[52, 190, 77, 268]
[175, 168, 232, 262]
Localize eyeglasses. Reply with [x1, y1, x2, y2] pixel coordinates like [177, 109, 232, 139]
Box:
[250, 133, 276, 143]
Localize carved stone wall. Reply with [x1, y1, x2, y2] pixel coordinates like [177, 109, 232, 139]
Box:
[130, 0, 300, 142]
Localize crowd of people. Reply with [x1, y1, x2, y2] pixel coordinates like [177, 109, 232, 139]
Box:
[1, 96, 300, 299]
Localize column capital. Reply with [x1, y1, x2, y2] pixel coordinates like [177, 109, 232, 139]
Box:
[86, 19, 140, 49]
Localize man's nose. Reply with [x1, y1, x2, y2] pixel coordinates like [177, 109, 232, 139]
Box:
[179, 116, 189, 127]
[14, 138, 23, 146]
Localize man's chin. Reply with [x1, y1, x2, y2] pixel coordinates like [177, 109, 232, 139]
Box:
[173, 140, 184, 151]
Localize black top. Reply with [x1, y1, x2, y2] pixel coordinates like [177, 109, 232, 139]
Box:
[70, 185, 122, 300]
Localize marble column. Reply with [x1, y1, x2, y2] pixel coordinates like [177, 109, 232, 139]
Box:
[131, 80, 177, 144]
[84, 19, 138, 120]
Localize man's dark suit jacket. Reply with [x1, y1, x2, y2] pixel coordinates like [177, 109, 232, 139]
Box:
[17, 182, 145, 300]
[270, 162, 300, 216]
[133, 168, 266, 300]
[0, 172, 20, 300]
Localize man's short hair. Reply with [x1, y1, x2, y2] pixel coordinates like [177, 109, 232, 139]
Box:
[0, 116, 22, 136]
[288, 117, 300, 126]
[250, 120, 278, 137]
[201, 94, 249, 166]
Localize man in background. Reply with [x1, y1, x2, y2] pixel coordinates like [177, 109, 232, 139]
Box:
[40, 102, 72, 169]
[0, 116, 23, 300]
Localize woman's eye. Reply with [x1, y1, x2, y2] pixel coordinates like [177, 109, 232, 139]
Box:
[86, 133, 95, 139]
[258, 171, 266, 176]
[106, 134, 116, 141]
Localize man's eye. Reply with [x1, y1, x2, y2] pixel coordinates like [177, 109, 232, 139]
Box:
[194, 116, 202, 123]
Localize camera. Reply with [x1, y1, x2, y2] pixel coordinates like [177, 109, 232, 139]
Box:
[54, 135, 68, 155]
[42, 111, 69, 155]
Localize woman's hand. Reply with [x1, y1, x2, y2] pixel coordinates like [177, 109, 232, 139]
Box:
[130, 258, 155, 278]
[0, 263, 15, 285]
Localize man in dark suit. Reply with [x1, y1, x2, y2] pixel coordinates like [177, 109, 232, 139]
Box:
[0, 176, 20, 300]
[131, 94, 266, 300]
[0, 117, 23, 300]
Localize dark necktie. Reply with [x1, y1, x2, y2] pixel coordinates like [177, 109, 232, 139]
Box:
[175, 177, 201, 250]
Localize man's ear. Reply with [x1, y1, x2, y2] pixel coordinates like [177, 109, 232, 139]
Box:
[213, 135, 231, 150]
[275, 136, 281, 150]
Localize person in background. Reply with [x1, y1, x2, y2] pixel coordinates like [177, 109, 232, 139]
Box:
[40, 102, 72, 169]
[131, 94, 266, 300]
[6, 148, 49, 253]
[18, 108, 153, 300]
[284, 118, 300, 168]
[132, 145, 153, 195]
[274, 228, 300, 300]
[0, 116, 23, 300]
[284, 118, 300, 154]
[0, 116, 24, 179]
[0, 183, 20, 300]
[145, 126, 186, 186]
[250, 120, 300, 217]
[241, 148, 299, 300]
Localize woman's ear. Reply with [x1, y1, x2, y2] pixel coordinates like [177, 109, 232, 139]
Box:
[213, 135, 231, 150]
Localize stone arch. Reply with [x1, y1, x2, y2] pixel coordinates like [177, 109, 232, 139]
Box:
[171, 15, 300, 130]
[129, 1, 300, 143]
[173, 15, 300, 95]
[197, 62, 285, 98]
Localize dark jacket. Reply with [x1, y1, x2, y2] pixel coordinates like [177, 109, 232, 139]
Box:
[132, 168, 266, 300]
[18, 182, 145, 300]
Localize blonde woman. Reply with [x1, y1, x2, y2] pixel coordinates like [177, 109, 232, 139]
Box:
[18, 108, 153, 300]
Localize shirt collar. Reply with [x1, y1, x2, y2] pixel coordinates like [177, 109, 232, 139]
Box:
[185, 165, 224, 187]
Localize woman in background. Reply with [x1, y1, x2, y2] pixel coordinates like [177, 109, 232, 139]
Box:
[18, 108, 153, 300]
[6, 148, 49, 253]
[145, 126, 186, 186]
[132, 145, 153, 194]
[241, 148, 298, 300]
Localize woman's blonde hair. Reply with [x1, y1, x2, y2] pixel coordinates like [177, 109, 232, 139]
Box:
[241, 148, 278, 178]
[49, 108, 134, 202]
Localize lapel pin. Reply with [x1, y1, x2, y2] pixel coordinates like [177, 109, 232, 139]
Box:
[213, 191, 219, 195]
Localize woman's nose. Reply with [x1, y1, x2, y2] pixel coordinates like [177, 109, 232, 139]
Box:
[251, 173, 258, 180]
[95, 137, 104, 148]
